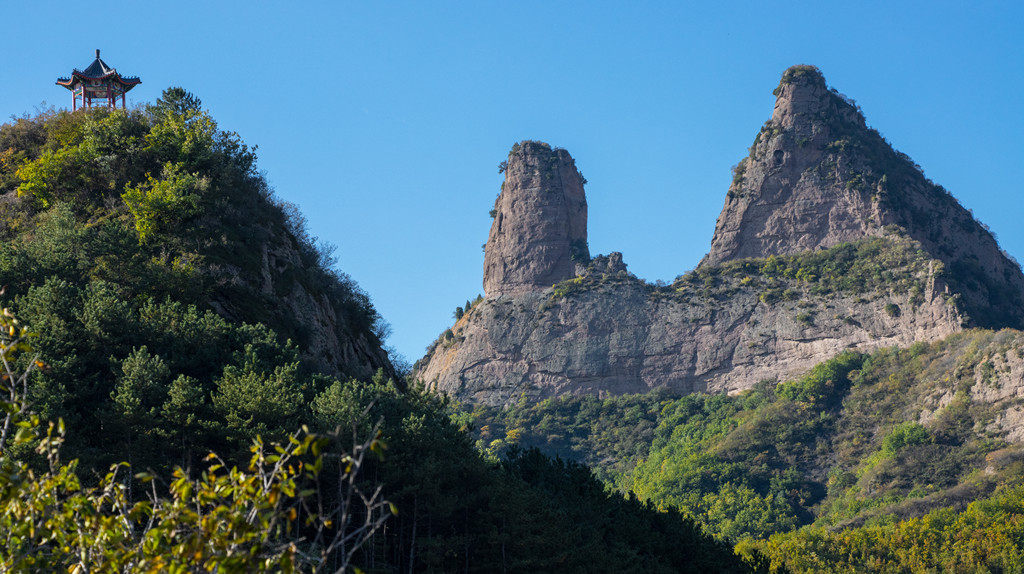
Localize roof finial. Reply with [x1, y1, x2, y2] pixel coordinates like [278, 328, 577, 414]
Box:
[96, 49, 100, 59]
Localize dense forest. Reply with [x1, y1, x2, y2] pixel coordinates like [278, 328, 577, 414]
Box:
[473, 330, 1024, 572]
[0, 93, 758, 572]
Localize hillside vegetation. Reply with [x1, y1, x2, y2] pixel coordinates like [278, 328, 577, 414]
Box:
[0, 98, 758, 572]
[471, 329, 1024, 571]
[0, 90, 392, 476]
[555, 233, 940, 308]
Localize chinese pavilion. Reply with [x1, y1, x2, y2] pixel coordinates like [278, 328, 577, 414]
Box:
[56, 49, 141, 111]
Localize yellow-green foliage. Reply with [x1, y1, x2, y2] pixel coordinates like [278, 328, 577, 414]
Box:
[752, 483, 1024, 574]
[0, 422, 381, 573]
[14, 108, 150, 209]
[552, 276, 586, 299]
[144, 106, 216, 168]
[552, 236, 935, 307]
[0, 306, 393, 572]
[15, 145, 91, 207]
[627, 386, 813, 541]
[646, 336, 1008, 540]
[774, 350, 863, 403]
[122, 162, 206, 243]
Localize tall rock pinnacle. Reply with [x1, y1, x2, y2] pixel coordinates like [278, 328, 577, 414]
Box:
[703, 65, 1024, 329]
[703, 65, 875, 265]
[483, 141, 589, 297]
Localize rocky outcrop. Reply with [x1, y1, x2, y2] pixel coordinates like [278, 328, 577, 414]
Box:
[416, 65, 1024, 406]
[483, 141, 588, 297]
[903, 329, 1024, 446]
[257, 238, 391, 380]
[419, 236, 964, 406]
[209, 218, 393, 382]
[703, 65, 1024, 329]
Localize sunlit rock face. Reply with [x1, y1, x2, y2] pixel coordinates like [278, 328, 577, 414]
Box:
[483, 141, 588, 297]
[420, 244, 963, 406]
[417, 65, 1024, 407]
[703, 65, 1024, 329]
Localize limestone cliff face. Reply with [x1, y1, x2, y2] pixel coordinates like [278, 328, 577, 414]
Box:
[420, 237, 963, 406]
[703, 67, 872, 262]
[703, 65, 1024, 329]
[483, 141, 588, 297]
[416, 65, 1024, 406]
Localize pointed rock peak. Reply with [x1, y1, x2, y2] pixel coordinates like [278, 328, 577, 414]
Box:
[703, 65, 1024, 330]
[484, 141, 589, 297]
[769, 65, 862, 133]
[702, 65, 874, 267]
[775, 64, 827, 92]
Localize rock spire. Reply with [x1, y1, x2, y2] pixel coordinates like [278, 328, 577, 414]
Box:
[483, 141, 589, 297]
[703, 65, 1024, 329]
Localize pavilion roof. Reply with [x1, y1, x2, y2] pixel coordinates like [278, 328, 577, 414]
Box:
[56, 50, 141, 90]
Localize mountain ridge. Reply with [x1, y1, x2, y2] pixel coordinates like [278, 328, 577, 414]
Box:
[420, 235, 963, 405]
[416, 65, 1024, 406]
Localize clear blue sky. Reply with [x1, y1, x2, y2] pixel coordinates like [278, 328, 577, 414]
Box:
[3, 2, 1022, 366]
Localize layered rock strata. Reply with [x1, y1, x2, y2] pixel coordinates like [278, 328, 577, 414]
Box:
[420, 237, 963, 406]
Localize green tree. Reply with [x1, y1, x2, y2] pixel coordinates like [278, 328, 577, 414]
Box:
[882, 421, 930, 457]
[159, 374, 208, 469]
[212, 351, 306, 444]
[121, 162, 207, 243]
[0, 308, 395, 573]
[151, 87, 203, 119]
[144, 89, 217, 170]
[112, 346, 169, 431]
